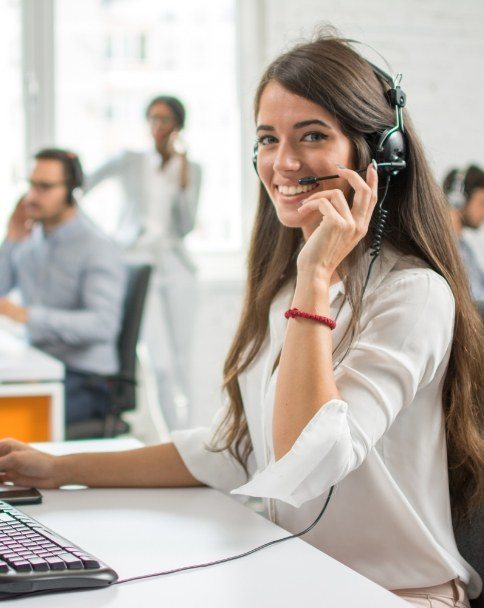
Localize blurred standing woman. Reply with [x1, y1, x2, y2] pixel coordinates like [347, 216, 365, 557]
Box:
[85, 96, 202, 428]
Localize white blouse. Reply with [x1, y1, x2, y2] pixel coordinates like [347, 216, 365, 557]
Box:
[171, 244, 481, 598]
[133, 151, 201, 270]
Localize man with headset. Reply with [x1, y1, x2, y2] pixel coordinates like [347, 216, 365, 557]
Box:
[0, 148, 127, 425]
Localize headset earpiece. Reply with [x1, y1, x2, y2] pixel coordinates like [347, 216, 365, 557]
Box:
[64, 152, 84, 205]
[370, 71, 407, 177]
[252, 141, 259, 175]
[446, 170, 467, 209]
[375, 129, 406, 177]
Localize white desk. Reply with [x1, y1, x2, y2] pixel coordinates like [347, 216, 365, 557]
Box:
[9, 439, 407, 607]
[0, 328, 64, 441]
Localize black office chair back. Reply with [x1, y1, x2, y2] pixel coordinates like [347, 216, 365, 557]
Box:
[453, 300, 484, 608]
[454, 508, 484, 608]
[65, 263, 152, 440]
[114, 263, 152, 412]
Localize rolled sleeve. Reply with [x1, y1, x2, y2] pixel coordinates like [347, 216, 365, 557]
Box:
[231, 399, 351, 507]
[171, 405, 252, 494]
[232, 270, 455, 507]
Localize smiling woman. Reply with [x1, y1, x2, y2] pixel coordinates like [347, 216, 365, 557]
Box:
[0, 31, 482, 608]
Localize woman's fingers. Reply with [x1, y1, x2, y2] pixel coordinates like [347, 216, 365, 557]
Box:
[298, 162, 380, 248]
[0, 439, 28, 457]
[364, 161, 380, 224]
[297, 197, 343, 224]
[299, 188, 353, 222]
[298, 190, 356, 239]
[336, 163, 377, 226]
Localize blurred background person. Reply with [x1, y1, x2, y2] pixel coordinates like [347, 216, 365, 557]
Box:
[84, 96, 202, 429]
[443, 165, 484, 301]
[0, 149, 126, 426]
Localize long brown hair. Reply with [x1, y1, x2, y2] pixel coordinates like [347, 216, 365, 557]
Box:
[211, 31, 483, 521]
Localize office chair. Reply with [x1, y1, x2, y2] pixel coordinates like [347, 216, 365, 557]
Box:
[66, 263, 152, 440]
[452, 299, 484, 608]
[453, 507, 484, 608]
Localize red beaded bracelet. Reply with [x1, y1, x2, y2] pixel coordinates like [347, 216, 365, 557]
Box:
[284, 307, 336, 330]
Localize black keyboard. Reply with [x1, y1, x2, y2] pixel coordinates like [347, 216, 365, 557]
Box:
[0, 500, 118, 599]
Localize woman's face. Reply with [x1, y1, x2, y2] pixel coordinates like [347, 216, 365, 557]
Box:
[462, 187, 484, 229]
[147, 102, 178, 147]
[256, 80, 354, 235]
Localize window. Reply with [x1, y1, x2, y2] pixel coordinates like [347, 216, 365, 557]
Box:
[55, 0, 241, 251]
[0, 0, 24, 234]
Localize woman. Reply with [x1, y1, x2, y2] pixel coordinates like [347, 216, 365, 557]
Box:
[85, 95, 202, 428]
[0, 34, 482, 606]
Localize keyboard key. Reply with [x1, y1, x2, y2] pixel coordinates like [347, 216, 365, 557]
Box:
[45, 557, 67, 571]
[0, 514, 14, 523]
[10, 560, 32, 572]
[57, 553, 83, 569]
[77, 555, 100, 569]
[27, 558, 49, 572]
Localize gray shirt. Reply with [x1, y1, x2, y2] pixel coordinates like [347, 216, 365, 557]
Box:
[459, 236, 484, 301]
[0, 212, 126, 374]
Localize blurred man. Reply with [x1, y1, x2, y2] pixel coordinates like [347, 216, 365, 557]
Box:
[0, 149, 126, 424]
[443, 165, 484, 301]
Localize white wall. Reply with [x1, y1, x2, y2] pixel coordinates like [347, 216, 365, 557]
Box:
[237, 0, 484, 254]
[263, 0, 484, 179]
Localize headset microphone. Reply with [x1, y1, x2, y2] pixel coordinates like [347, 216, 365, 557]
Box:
[298, 160, 406, 186]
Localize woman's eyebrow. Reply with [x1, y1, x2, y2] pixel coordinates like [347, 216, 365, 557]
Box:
[256, 124, 274, 133]
[256, 119, 332, 133]
[293, 119, 332, 129]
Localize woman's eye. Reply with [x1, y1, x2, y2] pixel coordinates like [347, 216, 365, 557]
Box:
[302, 132, 327, 142]
[257, 135, 278, 146]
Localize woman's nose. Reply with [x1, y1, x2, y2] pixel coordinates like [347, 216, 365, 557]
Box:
[273, 143, 302, 173]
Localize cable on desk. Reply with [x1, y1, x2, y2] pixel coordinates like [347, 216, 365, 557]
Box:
[115, 485, 334, 586]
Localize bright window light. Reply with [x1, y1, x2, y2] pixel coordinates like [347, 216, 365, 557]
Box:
[55, 0, 241, 252]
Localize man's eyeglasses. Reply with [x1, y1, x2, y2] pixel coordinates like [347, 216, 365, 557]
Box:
[28, 179, 67, 193]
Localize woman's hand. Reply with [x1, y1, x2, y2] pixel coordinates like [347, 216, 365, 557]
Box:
[179, 151, 189, 190]
[296, 162, 379, 282]
[0, 439, 61, 489]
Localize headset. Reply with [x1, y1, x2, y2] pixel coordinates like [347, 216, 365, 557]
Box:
[34, 149, 84, 206]
[445, 170, 467, 210]
[252, 63, 407, 182]
[63, 151, 84, 206]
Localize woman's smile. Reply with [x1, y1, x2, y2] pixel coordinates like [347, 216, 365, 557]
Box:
[275, 181, 319, 198]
